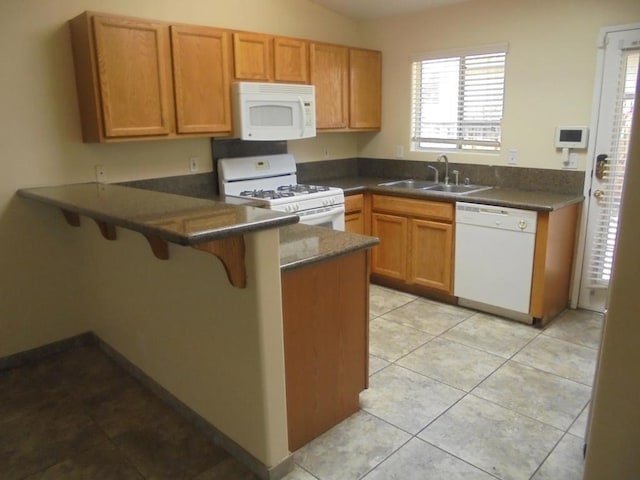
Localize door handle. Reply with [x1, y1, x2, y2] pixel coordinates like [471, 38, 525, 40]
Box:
[595, 154, 609, 180]
[594, 189, 605, 199]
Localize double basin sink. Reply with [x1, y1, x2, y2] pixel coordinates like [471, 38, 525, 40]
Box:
[379, 179, 492, 196]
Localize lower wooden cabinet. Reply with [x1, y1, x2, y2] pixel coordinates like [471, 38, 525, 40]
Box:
[371, 194, 454, 295]
[370, 213, 407, 280]
[530, 203, 580, 324]
[410, 218, 453, 291]
[281, 250, 369, 451]
[344, 193, 369, 235]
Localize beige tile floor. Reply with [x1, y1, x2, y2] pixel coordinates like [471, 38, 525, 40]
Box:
[1, 285, 602, 480]
[287, 285, 602, 480]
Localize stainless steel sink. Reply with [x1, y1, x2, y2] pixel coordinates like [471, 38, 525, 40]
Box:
[422, 184, 492, 195]
[378, 179, 437, 189]
[378, 179, 492, 195]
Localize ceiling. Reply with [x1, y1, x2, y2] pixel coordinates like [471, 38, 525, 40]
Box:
[309, 0, 474, 20]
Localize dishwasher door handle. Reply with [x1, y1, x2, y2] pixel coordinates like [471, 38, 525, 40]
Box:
[478, 207, 509, 216]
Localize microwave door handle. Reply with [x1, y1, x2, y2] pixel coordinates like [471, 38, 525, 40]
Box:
[298, 97, 305, 138]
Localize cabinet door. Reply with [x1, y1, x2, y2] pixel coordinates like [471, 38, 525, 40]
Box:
[345, 212, 365, 235]
[349, 48, 381, 129]
[410, 218, 453, 292]
[371, 213, 407, 280]
[233, 32, 272, 81]
[171, 25, 231, 134]
[274, 37, 308, 83]
[92, 16, 173, 137]
[310, 43, 349, 129]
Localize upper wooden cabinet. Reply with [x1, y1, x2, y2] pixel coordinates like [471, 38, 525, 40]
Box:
[69, 11, 380, 142]
[69, 12, 232, 142]
[232, 32, 273, 81]
[232, 33, 309, 83]
[84, 15, 174, 139]
[310, 43, 382, 131]
[274, 37, 308, 83]
[349, 48, 382, 130]
[171, 25, 231, 134]
[310, 43, 349, 129]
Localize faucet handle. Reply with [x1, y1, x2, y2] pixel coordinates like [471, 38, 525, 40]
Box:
[452, 170, 460, 185]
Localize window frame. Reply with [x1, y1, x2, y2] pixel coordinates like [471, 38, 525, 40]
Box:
[410, 43, 508, 153]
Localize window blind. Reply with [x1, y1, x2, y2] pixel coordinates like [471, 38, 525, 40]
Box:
[587, 50, 639, 286]
[411, 51, 506, 151]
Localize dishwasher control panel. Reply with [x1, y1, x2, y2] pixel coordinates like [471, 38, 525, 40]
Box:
[456, 202, 537, 234]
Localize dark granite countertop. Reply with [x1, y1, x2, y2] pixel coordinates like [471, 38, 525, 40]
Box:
[311, 176, 584, 212]
[279, 223, 379, 271]
[18, 183, 299, 246]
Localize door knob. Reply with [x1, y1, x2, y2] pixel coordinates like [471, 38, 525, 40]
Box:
[594, 189, 605, 199]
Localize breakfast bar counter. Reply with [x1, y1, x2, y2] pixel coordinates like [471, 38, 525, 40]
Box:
[18, 182, 299, 245]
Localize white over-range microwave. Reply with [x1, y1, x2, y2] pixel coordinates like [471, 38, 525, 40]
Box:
[232, 82, 316, 141]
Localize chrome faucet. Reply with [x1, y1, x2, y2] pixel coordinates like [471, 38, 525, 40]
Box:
[426, 165, 439, 184]
[437, 154, 449, 185]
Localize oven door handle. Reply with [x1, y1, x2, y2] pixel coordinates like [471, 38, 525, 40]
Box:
[298, 206, 345, 222]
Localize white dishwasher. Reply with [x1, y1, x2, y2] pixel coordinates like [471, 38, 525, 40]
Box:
[454, 202, 537, 321]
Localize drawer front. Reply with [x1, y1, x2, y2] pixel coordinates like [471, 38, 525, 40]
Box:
[345, 193, 364, 213]
[372, 194, 453, 222]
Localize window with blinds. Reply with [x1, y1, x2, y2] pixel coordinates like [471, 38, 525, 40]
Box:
[411, 47, 506, 151]
[588, 50, 639, 286]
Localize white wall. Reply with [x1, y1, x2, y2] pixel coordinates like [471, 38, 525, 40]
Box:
[0, 0, 360, 359]
[357, 0, 640, 170]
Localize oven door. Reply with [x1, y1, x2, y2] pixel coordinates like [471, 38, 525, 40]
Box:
[297, 205, 345, 230]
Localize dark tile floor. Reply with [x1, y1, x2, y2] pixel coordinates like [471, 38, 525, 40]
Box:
[0, 345, 257, 480]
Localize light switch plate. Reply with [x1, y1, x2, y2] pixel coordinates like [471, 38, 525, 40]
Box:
[189, 156, 199, 172]
[508, 149, 518, 165]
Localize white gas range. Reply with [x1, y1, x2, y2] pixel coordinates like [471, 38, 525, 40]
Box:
[218, 154, 345, 230]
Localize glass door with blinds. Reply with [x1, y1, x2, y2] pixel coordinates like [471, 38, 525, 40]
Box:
[578, 28, 640, 312]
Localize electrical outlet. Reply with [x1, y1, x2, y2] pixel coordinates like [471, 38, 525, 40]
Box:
[508, 149, 518, 165]
[323, 148, 329, 159]
[95, 165, 107, 183]
[396, 145, 404, 158]
[189, 156, 199, 172]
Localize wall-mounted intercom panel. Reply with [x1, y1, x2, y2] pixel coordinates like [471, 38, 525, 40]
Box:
[555, 126, 589, 149]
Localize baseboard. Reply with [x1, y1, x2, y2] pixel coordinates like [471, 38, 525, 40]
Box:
[457, 298, 535, 325]
[0, 332, 96, 371]
[0, 333, 294, 480]
[95, 337, 294, 480]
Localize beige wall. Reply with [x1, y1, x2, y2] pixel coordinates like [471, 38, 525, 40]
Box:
[0, 0, 361, 359]
[75, 222, 289, 468]
[357, 0, 640, 170]
[0, 0, 361, 466]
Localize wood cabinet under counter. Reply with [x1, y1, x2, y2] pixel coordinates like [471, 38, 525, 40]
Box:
[371, 194, 454, 297]
[344, 193, 370, 235]
[282, 250, 369, 451]
[279, 224, 378, 451]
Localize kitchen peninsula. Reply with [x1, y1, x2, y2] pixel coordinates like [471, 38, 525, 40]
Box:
[17, 183, 378, 479]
